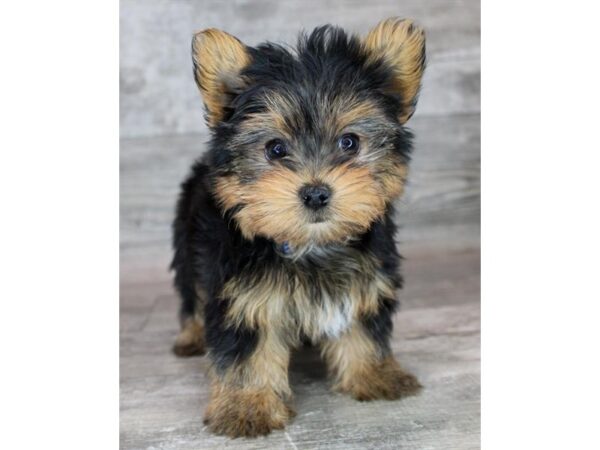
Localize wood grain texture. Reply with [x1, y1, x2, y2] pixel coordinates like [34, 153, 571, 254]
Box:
[120, 245, 480, 449]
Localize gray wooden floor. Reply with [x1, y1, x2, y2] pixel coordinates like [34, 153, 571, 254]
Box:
[120, 241, 480, 449]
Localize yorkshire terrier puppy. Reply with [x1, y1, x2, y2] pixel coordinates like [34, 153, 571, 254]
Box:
[171, 18, 426, 437]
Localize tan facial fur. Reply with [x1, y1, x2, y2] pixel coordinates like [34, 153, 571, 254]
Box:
[215, 163, 391, 247]
[211, 83, 410, 246]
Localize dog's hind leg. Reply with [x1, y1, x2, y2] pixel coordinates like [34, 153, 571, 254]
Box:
[172, 286, 206, 357]
[170, 166, 208, 357]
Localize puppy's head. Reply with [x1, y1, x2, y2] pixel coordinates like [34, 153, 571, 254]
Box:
[193, 19, 425, 247]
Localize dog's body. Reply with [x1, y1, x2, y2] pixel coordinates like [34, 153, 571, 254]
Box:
[171, 18, 426, 437]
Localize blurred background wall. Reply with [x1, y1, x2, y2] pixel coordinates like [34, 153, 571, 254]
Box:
[120, 0, 480, 281]
[120, 0, 479, 138]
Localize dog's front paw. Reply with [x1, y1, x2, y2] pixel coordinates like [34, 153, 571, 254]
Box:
[203, 385, 293, 437]
[336, 356, 422, 401]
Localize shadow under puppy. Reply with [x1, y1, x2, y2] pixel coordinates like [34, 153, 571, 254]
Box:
[171, 18, 426, 437]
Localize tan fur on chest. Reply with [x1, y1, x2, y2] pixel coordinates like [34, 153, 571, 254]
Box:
[221, 250, 396, 343]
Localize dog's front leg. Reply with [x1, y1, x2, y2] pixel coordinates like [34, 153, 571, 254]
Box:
[203, 326, 294, 437]
[321, 319, 422, 401]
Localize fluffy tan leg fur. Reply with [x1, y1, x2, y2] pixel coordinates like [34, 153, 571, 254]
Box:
[322, 324, 422, 401]
[203, 330, 294, 437]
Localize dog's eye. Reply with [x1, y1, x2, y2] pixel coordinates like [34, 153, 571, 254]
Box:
[265, 140, 288, 160]
[338, 134, 359, 154]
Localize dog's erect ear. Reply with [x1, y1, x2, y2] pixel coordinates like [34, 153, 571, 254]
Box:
[364, 18, 426, 124]
[192, 29, 251, 127]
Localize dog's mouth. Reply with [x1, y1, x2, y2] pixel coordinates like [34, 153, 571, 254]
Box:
[307, 210, 328, 224]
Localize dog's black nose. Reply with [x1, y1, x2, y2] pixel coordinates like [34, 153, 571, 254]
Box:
[299, 185, 331, 210]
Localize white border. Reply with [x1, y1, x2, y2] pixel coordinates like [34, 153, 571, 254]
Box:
[1, 0, 600, 448]
[0, 1, 118, 448]
[483, 0, 600, 448]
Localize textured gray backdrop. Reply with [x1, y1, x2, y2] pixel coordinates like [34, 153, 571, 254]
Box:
[120, 0, 479, 138]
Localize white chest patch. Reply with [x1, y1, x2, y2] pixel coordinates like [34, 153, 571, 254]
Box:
[316, 296, 353, 339]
